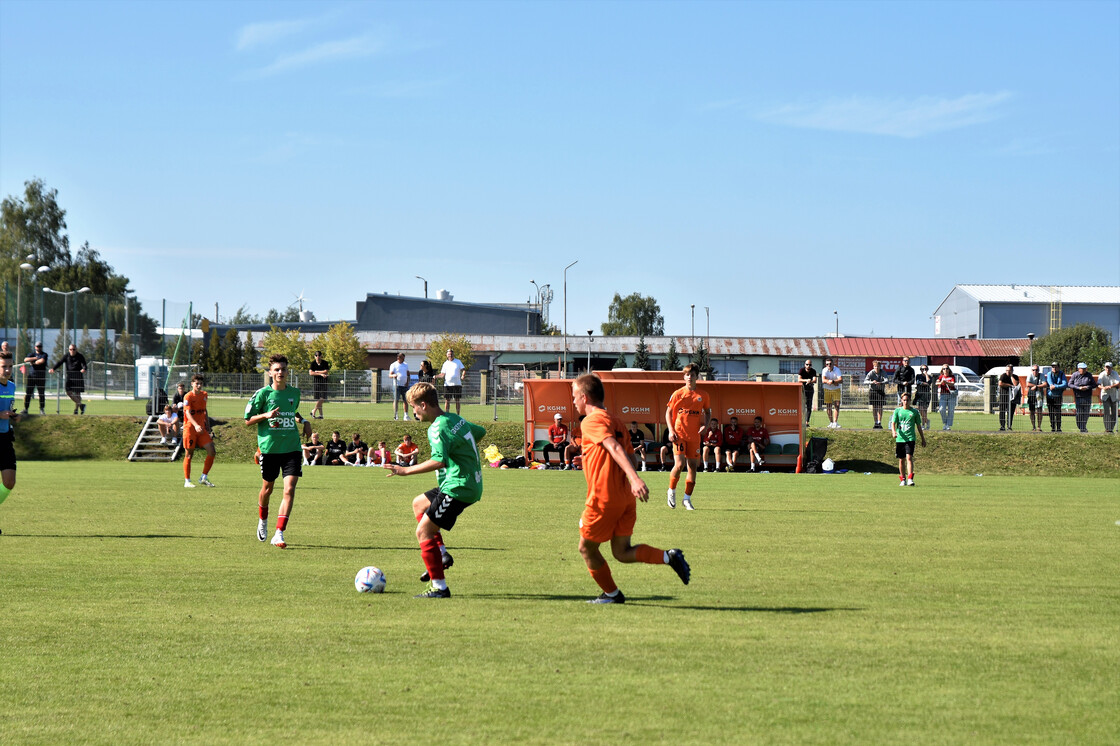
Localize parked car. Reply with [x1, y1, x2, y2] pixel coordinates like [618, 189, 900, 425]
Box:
[948, 366, 984, 397]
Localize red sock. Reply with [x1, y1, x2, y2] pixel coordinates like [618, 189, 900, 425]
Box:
[420, 538, 444, 580]
[276, 514, 288, 531]
[589, 564, 617, 594]
[203, 453, 215, 474]
[258, 504, 268, 520]
[183, 454, 192, 480]
[685, 480, 695, 496]
[669, 475, 679, 489]
[434, 532, 445, 550]
[634, 545, 664, 565]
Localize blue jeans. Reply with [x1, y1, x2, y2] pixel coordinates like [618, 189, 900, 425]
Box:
[939, 393, 957, 428]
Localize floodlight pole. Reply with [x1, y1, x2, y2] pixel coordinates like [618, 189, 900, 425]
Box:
[586, 329, 593, 372]
[415, 275, 428, 299]
[1027, 332, 1035, 366]
[563, 260, 578, 376]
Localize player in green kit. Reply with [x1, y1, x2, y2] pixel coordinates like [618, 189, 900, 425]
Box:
[245, 354, 311, 548]
[889, 391, 926, 487]
[386, 381, 485, 599]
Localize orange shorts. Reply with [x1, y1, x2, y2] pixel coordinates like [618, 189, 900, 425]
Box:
[184, 425, 212, 450]
[579, 498, 637, 544]
[673, 438, 701, 459]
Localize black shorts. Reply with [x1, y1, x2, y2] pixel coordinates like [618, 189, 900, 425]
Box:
[0, 432, 15, 471]
[423, 487, 472, 531]
[260, 451, 303, 483]
[1028, 398, 1041, 412]
[895, 441, 916, 459]
[444, 385, 462, 398]
[313, 381, 328, 399]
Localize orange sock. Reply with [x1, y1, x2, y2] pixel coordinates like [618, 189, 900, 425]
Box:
[183, 454, 192, 480]
[203, 453, 214, 474]
[635, 544, 664, 565]
[589, 564, 617, 594]
[669, 475, 679, 489]
[685, 480, 695, 496]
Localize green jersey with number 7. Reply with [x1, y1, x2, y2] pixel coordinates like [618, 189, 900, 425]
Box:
[427, 413, 486, 503]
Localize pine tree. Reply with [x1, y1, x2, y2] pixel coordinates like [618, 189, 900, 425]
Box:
[222, 327, 243, 373]
[664, 339, 680, 371]
[613, 352, 628, 368]
[207, 329, 222, 373]
[242, 330, 258, 374]
[633, 335, 650, 370]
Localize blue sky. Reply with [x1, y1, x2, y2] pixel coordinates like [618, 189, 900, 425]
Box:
[2, 0, 1118, 339]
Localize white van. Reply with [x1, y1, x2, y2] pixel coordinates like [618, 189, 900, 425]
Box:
[982, 365, 1051, 380]
[947, 366, 983, 397]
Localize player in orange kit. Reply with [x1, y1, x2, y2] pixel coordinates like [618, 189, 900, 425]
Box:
[573, 374, 690, 604]
[664, 363, 710, 510]
[182, 374, 216, 488]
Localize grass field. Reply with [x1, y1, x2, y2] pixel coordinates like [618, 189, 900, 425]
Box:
[2, 462, 1117, 744]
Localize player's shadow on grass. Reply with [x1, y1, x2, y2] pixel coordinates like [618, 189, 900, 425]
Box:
[10, 533, 223, 539]
[630, 602, 861, 614]
[295, 544, 508, 553]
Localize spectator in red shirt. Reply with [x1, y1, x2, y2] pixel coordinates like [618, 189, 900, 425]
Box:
[746, 416, 770, 472]
[543, 413, 570, 469]
[701, 417, 722, 473]
[722, 416, 745, 472]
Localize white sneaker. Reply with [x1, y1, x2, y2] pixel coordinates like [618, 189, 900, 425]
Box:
[667, 488, 676, 509]
[199, 475, 215, 487]
[393, 415, 399, 421]
[641, 463, 647, 472]
[257, 519, 267, 542]
[899, 479, 907, 487]
[271, 530, 286, 549]
[403, 415, 411, 421]
[683, 499, 694, 511]
[170, 438, 177, 445]
[160, 437, 167, 445]
[184, 480, 195, 488]
[906, 478, 915, 486]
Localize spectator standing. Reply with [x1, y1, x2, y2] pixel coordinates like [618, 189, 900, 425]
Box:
[1045, 362, 1067, 433]
[913, 364, 934, 430]
[821, 359, 843, 429]
[936, 364, 958, 431]
[798, 359, 817, 427]
[50, 344, 87, 414]
[542, 413, 570, 469]
[722, 417, 744, 472]
[21, 341, 48, 415]
[435, 349, 467, 415]
[1025, 365, 1047, 432]
[893, 356, 915, 402]
[417, 359, 436, 384]
[389, 353, 412, 421]
[864, 360, 887, 429]
[1096, 362, 1119, 433]
[308, 350, 330, 420]
[1068, 363, 1095, 433]
[997, 364, 1020, 431]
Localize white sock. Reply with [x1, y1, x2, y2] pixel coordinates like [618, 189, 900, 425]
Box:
[662, 551, 669, 564]
[201, 473, 208, 480]
[432, 578, 448, 590]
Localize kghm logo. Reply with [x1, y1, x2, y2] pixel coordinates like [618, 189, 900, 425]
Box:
[622, 406, 651, 415]
[769, 408, 797, 416]
[726, 407, 756, 416]
[538, 404, 566, 413]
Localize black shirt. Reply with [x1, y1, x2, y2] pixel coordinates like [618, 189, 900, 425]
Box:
[799, 366, 817, 390]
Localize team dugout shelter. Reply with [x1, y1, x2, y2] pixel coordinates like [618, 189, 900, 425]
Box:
[523, 371, 806, 472]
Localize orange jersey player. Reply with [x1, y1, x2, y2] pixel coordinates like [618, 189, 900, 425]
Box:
[664, 363, 710, 510]
[573, 374, 690, 604]
[182, 374, 216, 488]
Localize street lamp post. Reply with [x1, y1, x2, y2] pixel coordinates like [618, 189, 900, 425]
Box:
[833, 310, 839, 337]
[1027, 332, 1035, 366]
[43, 287, 92, 347]
[586, 329, 593, 372]
[563, 260, 578, 376]
[415, 275, 428, 299]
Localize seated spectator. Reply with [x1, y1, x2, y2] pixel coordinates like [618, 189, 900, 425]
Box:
[172, 382, 187, 422]
[722, 416, 744, 472]
[394, 434, 419, 466]
[325, 431, 348, 466]
[343, 432, 368, 466]
[542, 413, 570, 468]
[701, 417, 722, 472]
[746, 416, 770, 472]
[367, 440, 391, 467]
[628, 421, 651, 472]
[562, 416, 583, 470]
[658, 427, 672, 471]
[157, 405, 179, 445]
[302, 432, 326, 466]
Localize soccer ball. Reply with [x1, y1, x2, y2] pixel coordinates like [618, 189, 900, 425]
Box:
[355, 566, 386, 593]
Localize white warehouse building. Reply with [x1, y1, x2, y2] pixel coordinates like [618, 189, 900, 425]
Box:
[933, 285, 1120, 340]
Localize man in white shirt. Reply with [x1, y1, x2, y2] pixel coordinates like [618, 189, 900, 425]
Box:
[389, 353, 411, 421]
[1098, 361, 1119, 434]
[435, 348, 467, 414]
[821, 358, 843, 429]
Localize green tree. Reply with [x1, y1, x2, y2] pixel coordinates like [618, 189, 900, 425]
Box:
[633, 335, 650, 370]
[230, 305, 262, 325]
[205, 329, 222, 373]
[310, 321, 367, 371]
[613, 352, 628, 368]
[1, 178, 70, 273]
[600, 293, 664, 336]
[265, 307, 300, 324]
[78, 326, 94, 359]
[259, 326, 310, 372]
[242, 330, 259, 374]
[221, 327, 243, 373]
[664, 338, 680, 371]
[426, 333, 475, 373]
[1022, 323, 1118, 372]
[691, 342, 713, 377]
[115, 331, 136, 365]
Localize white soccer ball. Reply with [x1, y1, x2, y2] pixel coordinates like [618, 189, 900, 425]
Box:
[822, 458, 835, 472]
[355, 566, 386, 593]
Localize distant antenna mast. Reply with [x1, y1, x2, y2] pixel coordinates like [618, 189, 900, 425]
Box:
[1049, 286, 1062, 334]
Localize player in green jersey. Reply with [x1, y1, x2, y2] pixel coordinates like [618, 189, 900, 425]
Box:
[245, 354, 311, 548]
[889, 392, 926, 487]
[386, 381, 485, 599]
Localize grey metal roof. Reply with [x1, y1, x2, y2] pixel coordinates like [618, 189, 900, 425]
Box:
[349, 333, 828, 356]
[954, 285, 1120, 305]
